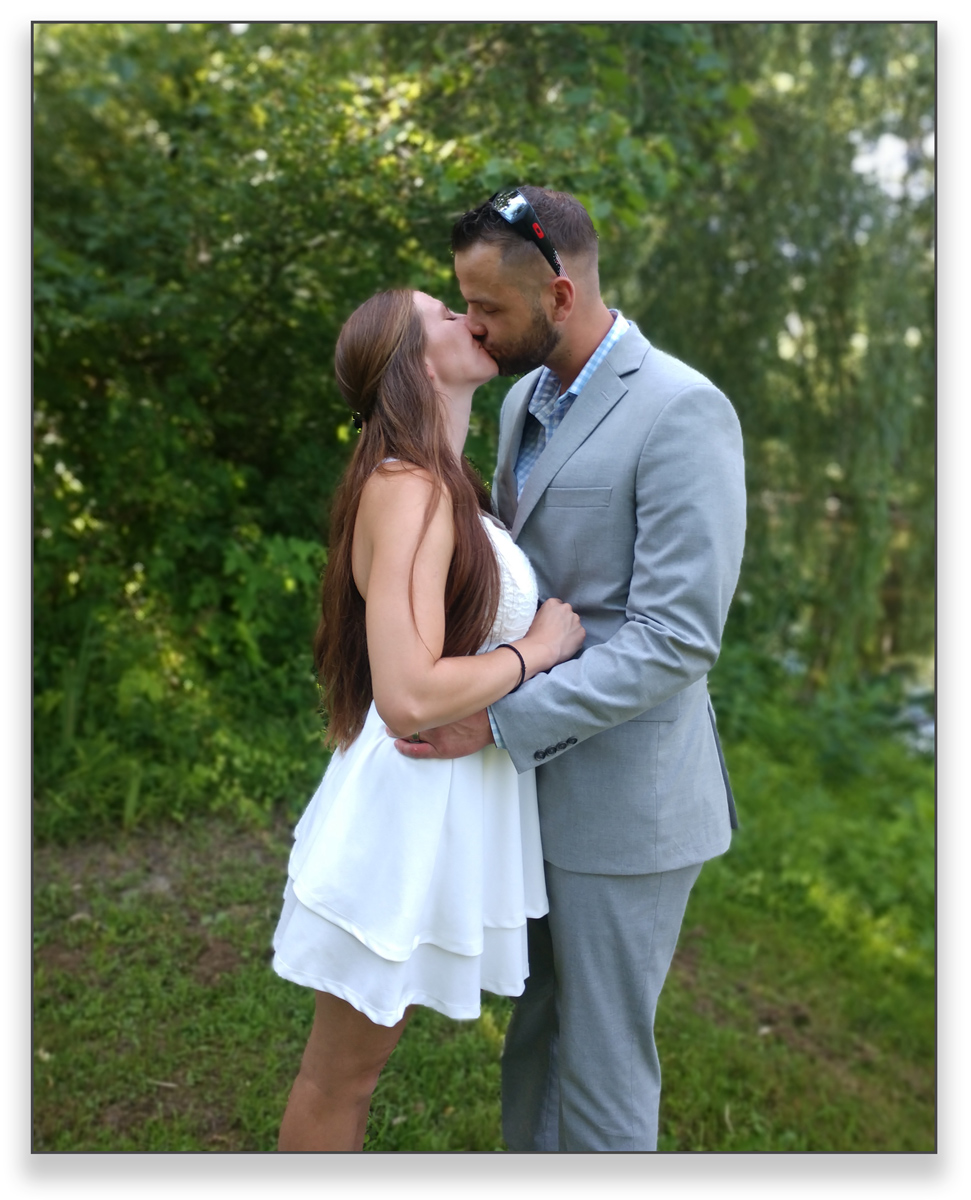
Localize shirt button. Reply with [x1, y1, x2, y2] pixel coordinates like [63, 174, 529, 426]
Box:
[566, 737, 578, 745]
[534, 750, 547, 761]
[556, 741, 567, 751]
[545, 746, 557, 757]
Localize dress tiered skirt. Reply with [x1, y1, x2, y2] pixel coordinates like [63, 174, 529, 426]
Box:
[272, 701, 548, 1026]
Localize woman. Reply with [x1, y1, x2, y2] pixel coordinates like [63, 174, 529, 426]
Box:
[272, 289, 584, 1151]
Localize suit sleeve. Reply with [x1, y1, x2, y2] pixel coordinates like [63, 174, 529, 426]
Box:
[491, 383, 746, 773]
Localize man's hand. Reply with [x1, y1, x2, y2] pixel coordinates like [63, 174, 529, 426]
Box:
[391, 708, 494, 760]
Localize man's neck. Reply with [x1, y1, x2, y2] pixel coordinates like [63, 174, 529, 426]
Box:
[546, 300, 616, 394]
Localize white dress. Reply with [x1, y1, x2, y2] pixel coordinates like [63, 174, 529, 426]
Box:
[271, 514, 547, 1027]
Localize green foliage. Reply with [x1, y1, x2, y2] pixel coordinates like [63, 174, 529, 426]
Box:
[33, 21, 933, 839]
[32, 524, 330, 842]
[628, 22, 935, 682]
[716, 732, 934, 992]
[709, 646, 934, 994]
[32, 20, 744, 836]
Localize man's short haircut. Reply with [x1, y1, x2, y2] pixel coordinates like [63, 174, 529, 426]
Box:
[450, 186, 599, 268]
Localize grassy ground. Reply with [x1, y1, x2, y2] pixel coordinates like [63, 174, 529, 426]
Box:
[33, 725, 935, 1152]
[32, 815, 512, 1152]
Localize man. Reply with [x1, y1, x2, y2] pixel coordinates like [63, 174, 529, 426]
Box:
[397, 186, 746, 1151]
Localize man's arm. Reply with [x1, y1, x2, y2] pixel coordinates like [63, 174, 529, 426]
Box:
[491, 383, 745, 773]
[395, 382, 745, 765]
[392, 708, 494, 759]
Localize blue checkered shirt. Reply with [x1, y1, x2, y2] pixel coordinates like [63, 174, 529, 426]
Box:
[489, 310, 630, 749]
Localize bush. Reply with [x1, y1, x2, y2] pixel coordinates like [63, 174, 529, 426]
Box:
[710, 643, 934, 989]
[33, 532, 330, 843]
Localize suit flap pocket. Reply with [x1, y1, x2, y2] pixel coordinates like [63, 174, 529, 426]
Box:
[543, 487, 612, 508]
[629, 694, 681, 722]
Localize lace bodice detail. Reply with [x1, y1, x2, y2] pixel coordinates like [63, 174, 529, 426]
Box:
[478, 514, 539, 652]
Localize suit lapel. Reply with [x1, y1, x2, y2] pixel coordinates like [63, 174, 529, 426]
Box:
[509, 326, 652, 540]
[493, 371, 540, 528]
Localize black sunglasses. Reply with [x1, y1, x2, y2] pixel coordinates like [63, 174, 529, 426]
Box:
[488, 189, 563, 277]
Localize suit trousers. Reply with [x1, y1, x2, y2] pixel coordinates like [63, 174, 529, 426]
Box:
[501, 859, 703, 1152]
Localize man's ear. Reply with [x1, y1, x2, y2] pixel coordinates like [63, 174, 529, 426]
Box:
[549, 276, 576, 324]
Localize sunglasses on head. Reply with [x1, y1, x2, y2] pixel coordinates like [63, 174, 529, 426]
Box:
[488, 189, 563, 277]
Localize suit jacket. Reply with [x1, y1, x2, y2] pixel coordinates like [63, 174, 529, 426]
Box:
[490, 322, 746, 875]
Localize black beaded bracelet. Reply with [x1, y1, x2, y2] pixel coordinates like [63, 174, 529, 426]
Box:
[496, 643, 527, 693]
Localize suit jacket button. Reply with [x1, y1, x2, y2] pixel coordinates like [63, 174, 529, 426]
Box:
[545, 745, 557, 756]
[566, 737, 578, 745]
[534, 750, 547, 761]
[556, 741, 567, 751]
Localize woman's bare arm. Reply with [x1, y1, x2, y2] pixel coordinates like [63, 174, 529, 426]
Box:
[353, 464, 581, 738]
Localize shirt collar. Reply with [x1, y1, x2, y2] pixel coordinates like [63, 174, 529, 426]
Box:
[529, 309, 630, 419]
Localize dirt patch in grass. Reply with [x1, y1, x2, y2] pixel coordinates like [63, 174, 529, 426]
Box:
[34, 944, 87, 974]
[96, 1078, 249, 1150]
[34, 813, 293, 893]
[193, 937, 243, 985]
[673, 924, 843, 1061]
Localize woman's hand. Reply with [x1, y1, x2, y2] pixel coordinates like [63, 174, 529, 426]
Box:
[518, 598, 585, 672]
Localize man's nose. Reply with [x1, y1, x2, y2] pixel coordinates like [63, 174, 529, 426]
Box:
[465, 312, 487, 337]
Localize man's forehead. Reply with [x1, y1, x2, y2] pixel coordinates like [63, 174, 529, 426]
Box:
[455, 243, 518, 302]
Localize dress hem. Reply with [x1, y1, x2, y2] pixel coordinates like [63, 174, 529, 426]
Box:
[290, 877, 549, 962]
[271, 952, 526, 1026]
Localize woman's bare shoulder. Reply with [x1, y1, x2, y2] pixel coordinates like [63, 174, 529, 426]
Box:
[366, 458, 435, 485]
[357, 461, 451, 535]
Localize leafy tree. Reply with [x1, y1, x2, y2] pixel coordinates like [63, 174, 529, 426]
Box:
[32, 21, 933, 838]
[32, 21, 741, 836]
[624, 22, 934, 684]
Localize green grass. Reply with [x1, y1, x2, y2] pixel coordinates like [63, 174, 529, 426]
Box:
[656, 890, 933, 1152]
[32, 817, 513, 1152]
[33, 710, 934, 1153]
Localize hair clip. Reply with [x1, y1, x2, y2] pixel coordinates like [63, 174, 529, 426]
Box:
[352, 412, 363, 431]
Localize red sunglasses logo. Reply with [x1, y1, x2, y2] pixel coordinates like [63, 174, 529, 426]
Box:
[532, 222, 545, 239]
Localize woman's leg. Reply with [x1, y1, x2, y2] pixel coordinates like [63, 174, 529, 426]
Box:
[278, 991, 413, 1151]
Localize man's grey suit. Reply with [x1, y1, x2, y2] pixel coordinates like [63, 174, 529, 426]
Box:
[490, 322, 746, 1150]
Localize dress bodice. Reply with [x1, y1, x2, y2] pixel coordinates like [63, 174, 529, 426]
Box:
[478, 513, 539, 651]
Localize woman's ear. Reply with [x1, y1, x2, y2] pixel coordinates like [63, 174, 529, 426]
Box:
[424, 357, 436, 381]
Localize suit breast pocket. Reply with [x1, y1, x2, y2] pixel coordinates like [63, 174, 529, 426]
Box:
[543, 487, 613, 508]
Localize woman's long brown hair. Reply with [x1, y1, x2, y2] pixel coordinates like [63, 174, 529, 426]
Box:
[314, 289, 500, 750]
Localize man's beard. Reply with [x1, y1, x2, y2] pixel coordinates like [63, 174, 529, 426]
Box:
[487, 305, 561, 376]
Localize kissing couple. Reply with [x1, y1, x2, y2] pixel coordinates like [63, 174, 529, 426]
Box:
[271, 185, 746, 1152]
